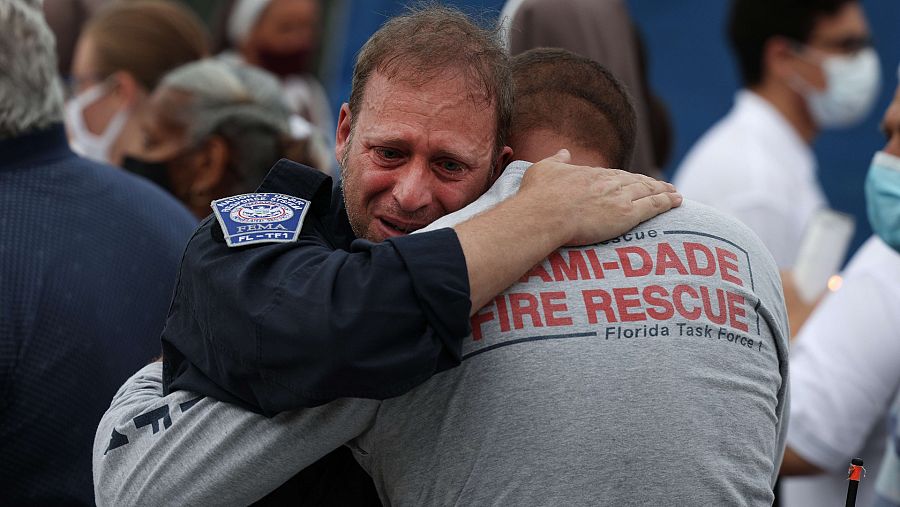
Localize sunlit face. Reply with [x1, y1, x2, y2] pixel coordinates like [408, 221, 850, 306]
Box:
[336, 70, 505, 243]
[245, 0, 319, 56]
[793, 2, 871, 91]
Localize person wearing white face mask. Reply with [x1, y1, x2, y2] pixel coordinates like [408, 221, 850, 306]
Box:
[674, 0, 879, 273]
[776, 69, 900, 507]
[65, 0, 209, 165]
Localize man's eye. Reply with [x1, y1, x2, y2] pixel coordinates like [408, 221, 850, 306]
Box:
[439, 160, 464, 172]
[376, 148, 402, 160]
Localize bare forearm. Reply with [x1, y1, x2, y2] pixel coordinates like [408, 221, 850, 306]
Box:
[780, 446, 826, 476]
[456, 194, 570, 313]
[454, 153, 680, 313]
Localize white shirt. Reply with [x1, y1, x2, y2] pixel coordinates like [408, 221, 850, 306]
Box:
[423, 160, 529, 232]
[674, 90, 827, 269]
[782, 236, 900, 507]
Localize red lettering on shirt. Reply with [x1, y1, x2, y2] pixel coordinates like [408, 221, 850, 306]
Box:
[540, 291, 573, 326]
[685, 242, 716, 276]
[716, 248, 743, 286]
[700, 286, 728, 325]
[509, 293, 544, 329]
[655, 242, 689, 275]
[549, 251, 591, 282]
[643, 285, 674, 320]
[583, 289, 617, 324]
[618, 246, 652, 277]
[673, 284, 702, 320]
[726, 292, 748, 332]
[613, 287, 646, 322]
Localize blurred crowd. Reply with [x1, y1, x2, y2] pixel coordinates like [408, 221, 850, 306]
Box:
[1, 0, 898, 505]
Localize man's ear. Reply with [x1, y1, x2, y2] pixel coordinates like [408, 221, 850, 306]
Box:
[766, 37, 805, 85]
[491, 145, 514, 184]
[110, 71, 146, 108]
[189, 135, 229, 196]
[335, 103, 352, 165]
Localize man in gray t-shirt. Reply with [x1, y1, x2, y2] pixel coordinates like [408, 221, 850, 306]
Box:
[93, 49, 788, 505]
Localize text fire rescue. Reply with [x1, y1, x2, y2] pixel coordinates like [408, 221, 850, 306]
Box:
[471, 241, 750, 341]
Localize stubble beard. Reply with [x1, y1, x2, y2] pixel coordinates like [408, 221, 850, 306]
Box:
[339, 129, 369, 241]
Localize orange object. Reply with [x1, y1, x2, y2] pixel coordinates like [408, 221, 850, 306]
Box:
[848, 464, 863, 481]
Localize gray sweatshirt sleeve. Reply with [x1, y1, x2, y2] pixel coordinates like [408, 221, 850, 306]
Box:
[93, 363, 380, 506]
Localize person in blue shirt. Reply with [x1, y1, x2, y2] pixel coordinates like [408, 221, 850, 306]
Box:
[0, 2, 198, 504]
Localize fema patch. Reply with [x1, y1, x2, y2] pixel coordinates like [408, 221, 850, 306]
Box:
[211, 193, 311, 247]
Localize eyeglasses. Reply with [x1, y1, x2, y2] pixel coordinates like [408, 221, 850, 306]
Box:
[807, 35, 874, 55]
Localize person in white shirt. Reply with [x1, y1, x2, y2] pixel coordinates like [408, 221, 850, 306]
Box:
[674, 0, 879, 270]
[780, 78, 900, 507]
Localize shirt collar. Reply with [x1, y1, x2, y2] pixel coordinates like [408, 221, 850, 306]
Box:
[735, 91, 813, 150]
[734, 89, 816, 171]
[0, 123, 73, 169]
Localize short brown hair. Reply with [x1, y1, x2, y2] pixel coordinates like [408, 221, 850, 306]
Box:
[729, 0, 857, 86]
[84, 0, 210, 91]
[511, 48, 637, 169]
[347, 4, 511, 161]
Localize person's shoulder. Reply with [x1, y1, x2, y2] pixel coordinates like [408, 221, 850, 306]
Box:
[88, 160, 197, 227]
[648, 198, 755, 232]
[840, 236, 900, 291]
[678, 122, 771, 174]
[50, 156, 198, 244]
[643, 199, 779, 265]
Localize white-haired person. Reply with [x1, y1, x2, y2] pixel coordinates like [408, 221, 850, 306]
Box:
[0, 0, 197, 503]
[121, 57, 328, 219]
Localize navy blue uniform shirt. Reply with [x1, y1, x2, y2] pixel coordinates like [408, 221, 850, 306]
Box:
[162, 159, 472, 414]
[0, 125, 197, 505]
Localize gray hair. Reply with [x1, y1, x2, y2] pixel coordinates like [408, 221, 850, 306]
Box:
[160, 57, 292, 192]
[0, 0, 64, 139]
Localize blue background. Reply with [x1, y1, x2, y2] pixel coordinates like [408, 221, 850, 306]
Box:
[322, 0, 900, 261]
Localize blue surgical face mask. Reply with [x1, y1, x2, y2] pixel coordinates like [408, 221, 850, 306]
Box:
[865, 151, 900, 251]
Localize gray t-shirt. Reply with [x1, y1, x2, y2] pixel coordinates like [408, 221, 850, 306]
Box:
[94, 161, 789, 506]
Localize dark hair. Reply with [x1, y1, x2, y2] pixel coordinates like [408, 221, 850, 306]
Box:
[85, 0, 210, 91]
[510, 48, 637, 169]
[728, 0, 856, 86]
[348, 4, 511, 162]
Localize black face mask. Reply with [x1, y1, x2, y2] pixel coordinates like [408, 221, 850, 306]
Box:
[256, 47, 313, 78]
[121, 156, 175, 194]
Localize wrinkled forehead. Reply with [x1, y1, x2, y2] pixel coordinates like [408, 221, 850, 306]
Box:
[367, 68, 493, 122]
[357, 67, 496, 131]
[375, 59, 494, 105]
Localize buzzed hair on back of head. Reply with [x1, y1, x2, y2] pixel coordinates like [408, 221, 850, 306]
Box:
[511, 48, 637, 169]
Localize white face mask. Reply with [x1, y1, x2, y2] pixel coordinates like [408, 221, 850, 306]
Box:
[795, 48, 881, 129]
[64, 82, 130, 163]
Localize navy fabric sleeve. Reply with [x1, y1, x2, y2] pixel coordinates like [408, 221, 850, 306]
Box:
[162, 162, 472, 414]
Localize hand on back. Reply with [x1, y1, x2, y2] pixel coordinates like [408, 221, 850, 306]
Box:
[518, 149, 682, 246]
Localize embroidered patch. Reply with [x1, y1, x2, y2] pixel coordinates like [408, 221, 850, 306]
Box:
[211, 193, 311, 247]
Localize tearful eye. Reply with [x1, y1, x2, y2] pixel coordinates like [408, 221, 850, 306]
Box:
[439, 160, 464, 172]
[376, 147, 403, 160]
